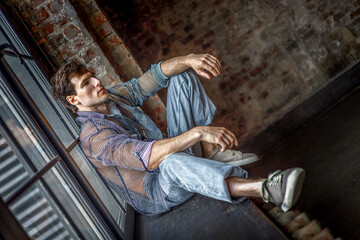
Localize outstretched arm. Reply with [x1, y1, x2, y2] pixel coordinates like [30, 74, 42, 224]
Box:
[147, 126, 238, 170]
[160, 53, 221, 79]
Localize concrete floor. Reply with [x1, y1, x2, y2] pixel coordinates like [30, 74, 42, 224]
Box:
[243, 85, 360, 240]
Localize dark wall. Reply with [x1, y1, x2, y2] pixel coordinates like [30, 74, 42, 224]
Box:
[97, 0, 360, 144]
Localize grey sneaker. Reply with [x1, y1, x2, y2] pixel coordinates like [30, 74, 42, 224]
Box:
[262, 168, 305, 212]
[209, 147, 259, 167]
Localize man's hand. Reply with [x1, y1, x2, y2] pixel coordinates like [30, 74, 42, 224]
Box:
[194, 126, 238, 152]
[160, 53, 221, 78]
[182, 53, 221, 79]
[148, 125, 238, 169]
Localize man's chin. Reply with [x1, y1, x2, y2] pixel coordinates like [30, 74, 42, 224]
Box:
[100, 92, 109, 101]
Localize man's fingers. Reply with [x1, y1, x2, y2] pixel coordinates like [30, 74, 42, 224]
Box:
[206, 55, 221, 72]
[220, 133, 233, 149]
[224, 128, 238, 146]
[219, 135, 231, 148]
[190, 53, 221, 79]
[201, 126, 237, 150]
[219, 142, 227, 152]
[207, 54, 221, 68]
[196, 69, 211, 79]
[202, 59, 220, 76]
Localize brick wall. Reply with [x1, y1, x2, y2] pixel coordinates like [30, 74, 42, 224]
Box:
[97, 0, 360, 145]
[3, 0, 167, 132]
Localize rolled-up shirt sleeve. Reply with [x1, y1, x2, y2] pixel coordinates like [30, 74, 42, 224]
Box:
[82, 126, 155, 170]
[150, 61, 169, 88]
[109, 61, 169, 107]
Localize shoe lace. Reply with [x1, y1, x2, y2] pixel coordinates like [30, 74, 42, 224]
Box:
[262, 171, 282, 202]
[268, 174, 282, 187]
[226, 150, 236, 156]
[267, 170, 283, 187]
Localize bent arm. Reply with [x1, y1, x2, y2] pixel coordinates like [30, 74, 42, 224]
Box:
[160, 53, 221, 79]
[147, 126, 239, 170]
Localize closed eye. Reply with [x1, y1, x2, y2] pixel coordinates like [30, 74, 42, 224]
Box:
[80, 72, 95, 88]
[81, 80, 89, 87]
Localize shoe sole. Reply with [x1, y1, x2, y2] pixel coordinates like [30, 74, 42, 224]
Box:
[281, 168, 306, 212]
[227, 153, 259, 167]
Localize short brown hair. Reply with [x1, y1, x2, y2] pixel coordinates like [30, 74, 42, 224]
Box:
[50, 60, 88, 112]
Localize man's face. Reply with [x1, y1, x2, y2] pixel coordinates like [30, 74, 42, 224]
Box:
[67, 71, 109, 111]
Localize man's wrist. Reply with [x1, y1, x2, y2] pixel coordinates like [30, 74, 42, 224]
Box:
[179, 54, 191, 68]
[190, 126, 202, 142]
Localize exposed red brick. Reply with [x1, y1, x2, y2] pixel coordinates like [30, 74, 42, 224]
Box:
[30, 0, 47, 7]
[22, 12, 31, 19]
[37, 22, 54, 36]
[48, 34, 66, 49]
[103, 34, 122, 51]
[100, 72, 116, 85]
[91, 11, 107, 27]
[58, 36, 86, 60]
[58, 45, 73, 61]
[37, 38, 47, 45]
[107, 73, 116, 83]
[50, 11, 70, 27]
[33, 7, 49, 25]
[96, 22, 112, 40]
[82, 47, 97, 62]
[64, 24, 81, 39]
[47, 0, 63, 14]
[116, 58, 141, 79]
[84, 0, 101, 14]
[110, 45, 130, 66]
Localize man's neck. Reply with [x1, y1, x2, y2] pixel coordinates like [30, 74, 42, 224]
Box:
[77, 102, 109, 115]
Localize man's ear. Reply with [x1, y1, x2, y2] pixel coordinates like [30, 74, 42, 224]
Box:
[66, 95, 80, 106]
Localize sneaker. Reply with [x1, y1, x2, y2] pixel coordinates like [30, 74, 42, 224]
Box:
[209, 147, 259, 166]
[262, 168, 306, 212]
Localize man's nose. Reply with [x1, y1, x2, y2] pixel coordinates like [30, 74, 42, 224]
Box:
[94, 78, 101, 87]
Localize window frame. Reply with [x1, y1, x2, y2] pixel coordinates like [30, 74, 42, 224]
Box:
[0, 6, 134, 240]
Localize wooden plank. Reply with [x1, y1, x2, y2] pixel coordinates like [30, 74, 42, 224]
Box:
[135, 194, 288, 240]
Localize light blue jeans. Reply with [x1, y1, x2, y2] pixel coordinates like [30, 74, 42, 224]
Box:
[158, 70, 248, 208]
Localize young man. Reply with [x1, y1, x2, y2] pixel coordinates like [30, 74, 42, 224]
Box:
[51, 53, 305, 215]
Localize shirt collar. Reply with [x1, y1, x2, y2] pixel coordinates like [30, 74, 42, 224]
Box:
[76, 111, 106, 119]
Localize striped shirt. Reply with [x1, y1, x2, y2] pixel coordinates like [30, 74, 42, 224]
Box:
[76, 62, 171, 215]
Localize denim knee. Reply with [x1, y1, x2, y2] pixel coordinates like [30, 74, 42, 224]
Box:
[168, 70, 199, 91]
